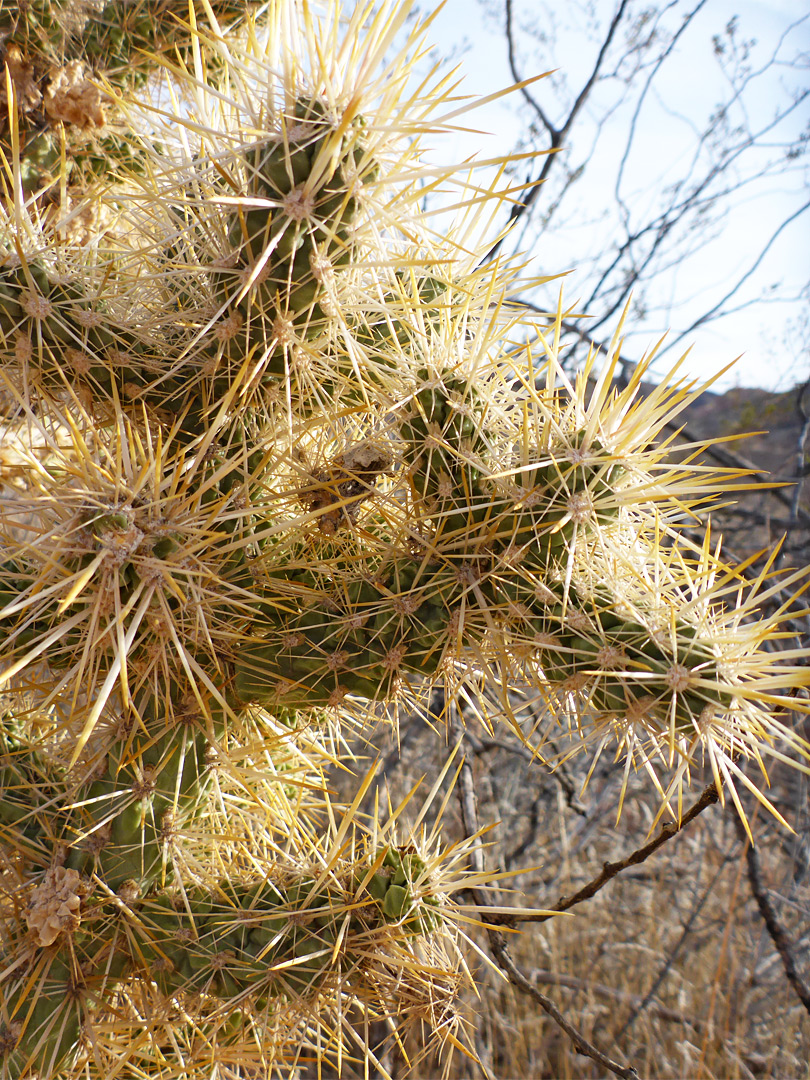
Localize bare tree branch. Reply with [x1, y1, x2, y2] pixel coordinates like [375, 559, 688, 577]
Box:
[465, 730, 589, 814]
[485, 0, 633, 262]
[452, 713, 640, 1080]
[486, 936, 641, 1080]
[504, 0, 555, 135]
[736, 815, 810, 1015]
[614, 1, 709, 223]
[484, 1, 809, 378]
[482, 780, 721, 926]
[656, 197, 810, 358]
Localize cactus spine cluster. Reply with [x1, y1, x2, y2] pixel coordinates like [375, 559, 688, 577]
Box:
[1, 1, 808, 1076]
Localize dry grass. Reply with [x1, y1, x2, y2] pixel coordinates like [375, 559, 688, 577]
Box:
[322, 699, 810, 1079]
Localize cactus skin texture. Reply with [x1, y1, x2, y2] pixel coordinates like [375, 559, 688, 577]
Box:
[1, 862, 444, 1075]
[1, 2, 809, 1077]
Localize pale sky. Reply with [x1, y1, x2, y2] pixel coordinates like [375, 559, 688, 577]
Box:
[408, 0, 810, 392]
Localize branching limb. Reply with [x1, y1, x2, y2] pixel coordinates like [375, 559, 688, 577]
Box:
[735, 815, 810, 1015]
[655, 197, 810, 360]
[486, 780, 721, 926]
[486, 0, 632, 261]
[464, 730, 589, 815]
[452, 714, 640, 1080]
[486, 935, 641, 1080]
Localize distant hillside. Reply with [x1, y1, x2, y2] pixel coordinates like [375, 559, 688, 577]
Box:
[667, 381, 809, 562]
[681, 385, 805, 485]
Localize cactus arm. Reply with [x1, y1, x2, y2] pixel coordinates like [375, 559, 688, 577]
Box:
[0, 850, 444, 1075]
[1, 1, 255, 198]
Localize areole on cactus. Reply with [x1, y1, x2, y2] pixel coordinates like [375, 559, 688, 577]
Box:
[0, 0, 808, 1077]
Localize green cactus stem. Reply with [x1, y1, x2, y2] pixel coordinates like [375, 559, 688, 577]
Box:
[1, 1, 253, 197]
[0, 851, 444, 1076]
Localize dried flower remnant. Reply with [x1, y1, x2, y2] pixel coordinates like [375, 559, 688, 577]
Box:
[27, 867, 85, 947]
[44, 61, 106, 128]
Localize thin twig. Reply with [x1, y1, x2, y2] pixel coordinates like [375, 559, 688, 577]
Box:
[530, 968, 704, 1031]
[453, 716, 639, 1080]
[656, 197, 810, 360]
[504, 789, 543, 869]
[736, 816, 810, 1015]
[487, 936, 640, 1080]
[488, 780, 721, 926]
[485, 0, 631, 262]
[466, 731, 588, 814]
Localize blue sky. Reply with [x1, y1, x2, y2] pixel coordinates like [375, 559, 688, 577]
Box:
[408, 0, 810, 392]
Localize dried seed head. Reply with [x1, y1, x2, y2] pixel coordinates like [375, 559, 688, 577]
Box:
[27, 866, 85, 947]
[43, 60, 105, 128]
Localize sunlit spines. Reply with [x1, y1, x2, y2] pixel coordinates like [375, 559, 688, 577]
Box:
[0, 399, 272, 750]
[0, 806, 473, 1078]
[2, 3, 810, 1078]
[0, 0, 258, 206]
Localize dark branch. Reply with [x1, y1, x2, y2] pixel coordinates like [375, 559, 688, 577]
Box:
[504, 0, 555, 135]
[487, 935, 641, 1080]
[485, 781, 721, 926]
[736, 816, 810, 1015]
[465, 731, 588, 814]
[453, 714, 639, 1080]
[655, 197, 810, 359]
[775, 377, 810, 570]
[484, 0, 632, 262]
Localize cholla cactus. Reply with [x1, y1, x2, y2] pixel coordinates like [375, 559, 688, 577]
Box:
[0, 1, 808, 1076]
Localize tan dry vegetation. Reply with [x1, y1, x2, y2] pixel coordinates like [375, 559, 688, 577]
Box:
[323, 701, 810, 1080]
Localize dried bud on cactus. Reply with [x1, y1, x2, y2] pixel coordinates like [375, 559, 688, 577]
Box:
[27, 866, 84, 946]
